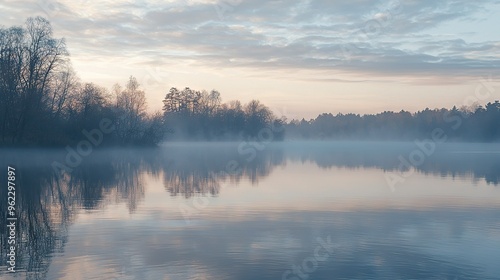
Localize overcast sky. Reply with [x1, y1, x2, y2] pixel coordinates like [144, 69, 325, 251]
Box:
[1, 0, 500, 118]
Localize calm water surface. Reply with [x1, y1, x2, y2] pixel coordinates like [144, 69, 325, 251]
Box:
[1, 142, 500, 280]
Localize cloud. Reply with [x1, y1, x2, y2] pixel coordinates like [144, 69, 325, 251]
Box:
[1, 0, 499, 81]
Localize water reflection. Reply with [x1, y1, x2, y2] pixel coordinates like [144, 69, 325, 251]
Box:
[159, 143, 285, 197]
[0, 142, 499, 279]
[282, 142, 500, 185]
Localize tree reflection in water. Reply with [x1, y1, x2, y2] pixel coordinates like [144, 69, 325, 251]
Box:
[0, 142, 499, 278]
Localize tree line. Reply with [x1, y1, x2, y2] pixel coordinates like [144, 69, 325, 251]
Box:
[0, 17, 284, 146]
[286, 102, 500, 141]
[161, 87, 285, 141]
[2, 17, 500, 146]
[0, 17, 166, 146]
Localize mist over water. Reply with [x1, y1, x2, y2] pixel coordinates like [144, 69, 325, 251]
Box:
[1, 142, 500, 279]
[2, 5, 500, 280]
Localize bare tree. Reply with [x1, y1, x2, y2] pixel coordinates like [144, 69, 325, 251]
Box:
[0, 17, 68, 143]
[16, 17, 68, 141]
[0, 26, 24, 142]
[73, 83, 109, 118]
[115, 76, 148, 143]
[46, 66, 79, 120]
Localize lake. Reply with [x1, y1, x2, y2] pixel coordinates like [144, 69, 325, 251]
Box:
[1, 142, 500, 280]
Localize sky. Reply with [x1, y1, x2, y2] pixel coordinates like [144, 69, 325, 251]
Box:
[1, 0, 500, 119]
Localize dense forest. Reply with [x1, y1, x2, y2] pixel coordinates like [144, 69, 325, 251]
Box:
[161, 87, 285, 141]
[286, 101, 500, 141]
[1, 17, 499, 146]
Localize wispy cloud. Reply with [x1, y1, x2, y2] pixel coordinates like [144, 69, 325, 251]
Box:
[1, 0, 499, 81]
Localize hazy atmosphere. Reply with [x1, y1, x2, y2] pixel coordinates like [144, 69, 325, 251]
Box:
[1, 1, 500, 280]
[1, 0, 500, 118]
